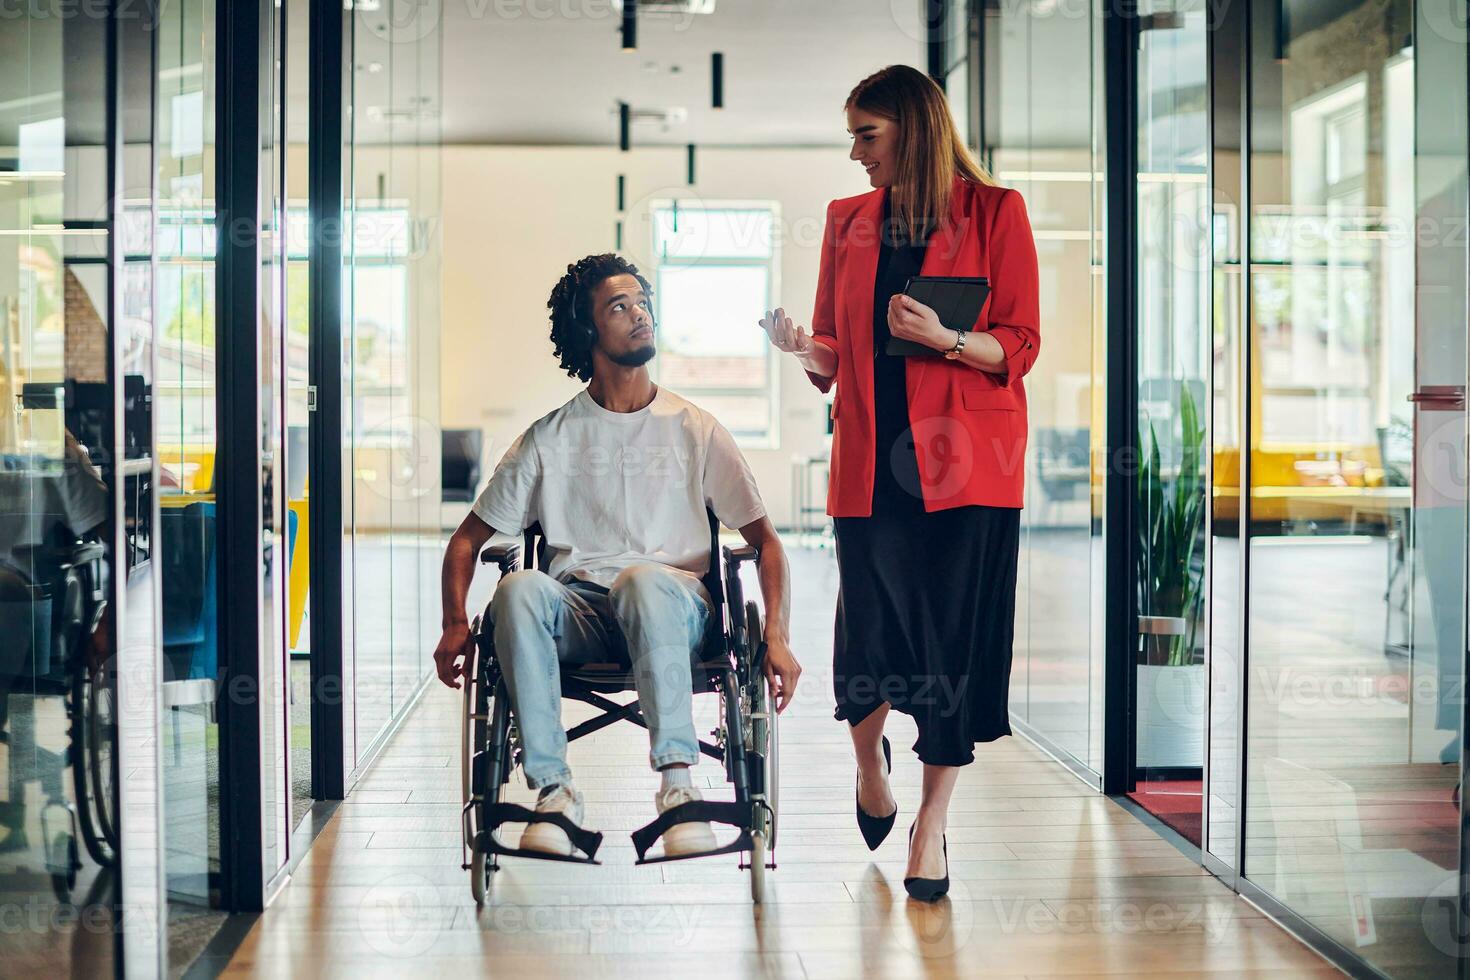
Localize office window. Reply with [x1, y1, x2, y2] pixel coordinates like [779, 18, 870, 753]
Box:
[650, 203, 778, 447]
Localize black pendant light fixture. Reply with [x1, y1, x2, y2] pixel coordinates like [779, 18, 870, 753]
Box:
[711, 51, 724, 109]
[617, 174, 626, 212]
[619, 101, 630, 151]
[687, 144, 696, 185]
[622, 0, 637, 51]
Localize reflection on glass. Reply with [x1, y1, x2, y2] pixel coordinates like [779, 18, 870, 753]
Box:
[1207, 0, 1245, 871]
[347, 0, 444, 772]
[157, 0, 220, 910]
[0, 10, 119, 974]
[1130, 0, 1210, 846]
[1244, 0, 1467, 971]
[259, 0, 289, 883]
[985, 0, 1106, 769]
[284, 0, 314, 834]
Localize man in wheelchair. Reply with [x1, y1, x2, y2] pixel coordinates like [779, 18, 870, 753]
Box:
[435, 253, 800, 862]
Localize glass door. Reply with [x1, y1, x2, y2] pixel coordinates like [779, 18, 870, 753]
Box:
[1240, 0, 1468, 972]
[0, 5, 163, 972]
[283, 0, 314, 835]
[157, 0, 221, 909]
[983, 0, 1110, 780]
[259, 0, 290, 886]
[1130, 0, 1211, 846]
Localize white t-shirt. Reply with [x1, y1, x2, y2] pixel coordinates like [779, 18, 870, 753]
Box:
[471, 387, 766, 588]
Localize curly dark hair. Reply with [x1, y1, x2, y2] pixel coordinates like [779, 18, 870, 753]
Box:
[546, 253, 654, 382]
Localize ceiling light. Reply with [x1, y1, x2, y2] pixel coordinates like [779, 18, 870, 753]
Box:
[622, 0, 637, 51]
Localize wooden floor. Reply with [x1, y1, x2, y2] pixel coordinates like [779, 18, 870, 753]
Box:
[221, 549, 1342, 979]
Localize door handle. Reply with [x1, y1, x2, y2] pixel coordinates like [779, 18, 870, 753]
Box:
[1408, 385, 1466, 410]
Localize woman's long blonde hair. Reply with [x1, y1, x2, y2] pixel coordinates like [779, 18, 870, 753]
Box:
[846, 64, 993, 242]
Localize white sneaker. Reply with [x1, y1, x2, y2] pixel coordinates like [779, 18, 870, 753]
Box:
[519, 784, 586, 857]
[655, 784, 718, 857]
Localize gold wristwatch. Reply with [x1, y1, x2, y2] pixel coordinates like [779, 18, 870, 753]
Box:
[943, 329, 967, 360]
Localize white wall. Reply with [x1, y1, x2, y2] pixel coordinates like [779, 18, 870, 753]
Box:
[439, 145, 873, 527]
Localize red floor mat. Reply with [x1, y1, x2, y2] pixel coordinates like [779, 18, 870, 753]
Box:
[1128, 780, 1202, 847]
[1127, 782, 1459, 868]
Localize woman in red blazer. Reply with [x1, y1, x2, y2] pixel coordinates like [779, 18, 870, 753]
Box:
[759, 65, 1039, 900]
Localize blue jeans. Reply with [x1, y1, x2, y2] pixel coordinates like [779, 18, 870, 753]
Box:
[487, 564, 712, 789]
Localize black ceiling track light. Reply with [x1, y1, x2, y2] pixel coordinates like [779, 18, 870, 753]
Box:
[622, 0, 637, 51]
[619, 101, 630, 151]
[711, 51, 724, 108]
[687, 144, 696, 185]
[617, 174, 626, 212]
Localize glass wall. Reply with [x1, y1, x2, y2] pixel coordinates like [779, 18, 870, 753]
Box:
[0, 4, 165, 974]
[968, 3, 1470, 975]
[3, 0, 444, 967]
[1239, 0, 1467, 972]
[344, 0, 444, 777]
[1131, 1, 1211, 845]
[0, 6, 116, 972]
[284, 0, 314, 833]
[1206, 0, 1246, 876]
[156, 0, 221, 918]
[153, 0, 302, 950]
[980, 0, 1109, 776]
[259, 0, 291, 888]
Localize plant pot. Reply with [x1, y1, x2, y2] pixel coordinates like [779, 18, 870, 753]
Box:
[1136, 662, 1205, 768]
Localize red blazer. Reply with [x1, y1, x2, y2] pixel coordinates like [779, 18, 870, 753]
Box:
[805, 178, 1040, 517]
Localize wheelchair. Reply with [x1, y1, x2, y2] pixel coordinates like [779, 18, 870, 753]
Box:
[0, 531, 116, 901]
[460, 513, 779, 903]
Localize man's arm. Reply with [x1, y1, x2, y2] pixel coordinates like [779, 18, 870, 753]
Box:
[736, 516, 801, 713]
[434, 511, 495, 689]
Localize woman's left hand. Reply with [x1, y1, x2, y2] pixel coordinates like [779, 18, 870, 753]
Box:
[887, 293, 951, 351]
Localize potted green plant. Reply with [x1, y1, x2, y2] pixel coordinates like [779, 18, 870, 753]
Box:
[1135, 385, 1207, 768]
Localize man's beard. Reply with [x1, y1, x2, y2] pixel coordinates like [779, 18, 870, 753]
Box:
[608, 343, 656, 368]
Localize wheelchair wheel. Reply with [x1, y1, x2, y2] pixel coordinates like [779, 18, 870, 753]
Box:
[741, 600, 776, 904]
[745, 601, 778, 854]
[466, 637, 511, 905]
[42, 801, 80, 902]
[749, 828, 767, 904]
[71, 657, 118, 868]
[50, 833, 78, 903]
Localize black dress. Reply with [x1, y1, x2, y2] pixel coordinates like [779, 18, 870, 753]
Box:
[830, 206, 1021, 768]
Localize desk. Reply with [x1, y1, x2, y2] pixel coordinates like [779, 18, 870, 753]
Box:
[1211, 484, 1408, 528]
[1213, 486, 1412, 655]
[789, 453, 830, 547]
[1314, 488, 1411, 657]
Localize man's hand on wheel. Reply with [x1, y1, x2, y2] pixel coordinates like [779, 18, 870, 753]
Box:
[762, 637, 801, 714]
[434, 623, 472, 689]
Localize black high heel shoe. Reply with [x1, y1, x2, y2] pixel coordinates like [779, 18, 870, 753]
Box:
[903, 823, 950, 902]
[856, 735, 896, 851]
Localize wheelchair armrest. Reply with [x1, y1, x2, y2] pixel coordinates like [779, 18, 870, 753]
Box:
[64, 540, 106, 567]
[479, 542, 522, 574]
[722, 543, 759, 566]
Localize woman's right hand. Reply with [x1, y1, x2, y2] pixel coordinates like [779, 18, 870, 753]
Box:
[758, 307, 814, 355]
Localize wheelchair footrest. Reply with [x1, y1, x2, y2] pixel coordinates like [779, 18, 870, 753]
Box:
[630, 800, 754, 864]
[479, 802, 604, 863]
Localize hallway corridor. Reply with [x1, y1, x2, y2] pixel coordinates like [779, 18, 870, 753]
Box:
[217, 557, 1339, 979]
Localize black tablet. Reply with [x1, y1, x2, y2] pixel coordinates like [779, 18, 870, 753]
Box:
[887, 275, 990, 357]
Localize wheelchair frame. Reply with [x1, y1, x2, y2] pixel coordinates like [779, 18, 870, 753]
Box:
[1, 534, 117, 901]
[460, 515, 778, 903]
